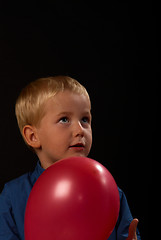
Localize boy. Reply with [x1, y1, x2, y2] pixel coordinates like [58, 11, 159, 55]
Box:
[0, 76, 141, 239]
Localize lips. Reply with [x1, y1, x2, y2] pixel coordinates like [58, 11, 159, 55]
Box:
[69, 143, 85, 149]
[69, 143, 85, 152]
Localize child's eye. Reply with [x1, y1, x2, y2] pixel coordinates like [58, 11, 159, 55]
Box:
[81, 117, 90, 123]
[59, 117, 69, 123]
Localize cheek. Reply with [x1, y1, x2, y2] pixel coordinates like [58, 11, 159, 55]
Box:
[46, 128, 71, 148]
[86, 129, 92, 145]
[54, 127, 70, 138]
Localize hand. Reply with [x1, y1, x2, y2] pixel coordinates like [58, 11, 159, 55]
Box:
[126, 218, 139, 240]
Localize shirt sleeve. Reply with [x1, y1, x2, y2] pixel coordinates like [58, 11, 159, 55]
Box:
[0, 184, 20, 240]
[115, 189, 141, 240]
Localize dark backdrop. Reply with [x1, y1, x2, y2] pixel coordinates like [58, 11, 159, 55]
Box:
[0, 2, 158, 239]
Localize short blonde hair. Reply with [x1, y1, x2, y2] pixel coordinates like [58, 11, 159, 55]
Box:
[15, 76, 90, 136]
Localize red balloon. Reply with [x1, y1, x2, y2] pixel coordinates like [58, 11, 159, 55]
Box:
[25, 157, 120, 240]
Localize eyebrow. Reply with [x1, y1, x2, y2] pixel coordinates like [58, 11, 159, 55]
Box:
[56, 111, 91, 117]
[56, 112, 72, 117]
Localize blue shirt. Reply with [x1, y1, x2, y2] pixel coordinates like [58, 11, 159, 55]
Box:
[0, 161, 141, 240]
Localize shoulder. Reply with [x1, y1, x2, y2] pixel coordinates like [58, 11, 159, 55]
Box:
[117, 187, 130, 207]
[0, 172, 33, 205]
[118, 187, 125, 200]
[4, 172, 32, 191]
[117, 187, 133, 222]
[0, 172, 35, 239]
[0, 161, 42, 202]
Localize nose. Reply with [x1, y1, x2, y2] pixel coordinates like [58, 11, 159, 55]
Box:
[72, 121, 84, 137]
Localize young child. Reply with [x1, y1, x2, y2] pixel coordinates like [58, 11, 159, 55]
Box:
[0, 76, 141, 240]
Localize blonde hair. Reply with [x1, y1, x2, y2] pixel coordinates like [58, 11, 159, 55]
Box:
[15, 76, 90, 136]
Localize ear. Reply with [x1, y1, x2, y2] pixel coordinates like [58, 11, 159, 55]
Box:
[23, 125, 41, 149]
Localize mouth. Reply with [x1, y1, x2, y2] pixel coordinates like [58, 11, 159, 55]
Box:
[69, 143, 85, 150]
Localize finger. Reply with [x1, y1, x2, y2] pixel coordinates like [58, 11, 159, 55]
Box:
[127, 218, 139, 240]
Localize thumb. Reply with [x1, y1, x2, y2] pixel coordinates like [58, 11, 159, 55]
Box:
[127, 218, 139, 240]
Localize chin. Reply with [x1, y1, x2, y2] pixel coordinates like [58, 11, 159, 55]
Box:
[68, 153, 87, 159]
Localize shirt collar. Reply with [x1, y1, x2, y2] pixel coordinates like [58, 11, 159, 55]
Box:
[31, 161, 45, 186]
[35, 161, 45, 177]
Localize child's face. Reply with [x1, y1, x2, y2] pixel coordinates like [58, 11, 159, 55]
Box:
[36, 90, 92, 169]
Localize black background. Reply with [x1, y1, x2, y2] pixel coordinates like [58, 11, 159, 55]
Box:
[0, 1, 158, 239]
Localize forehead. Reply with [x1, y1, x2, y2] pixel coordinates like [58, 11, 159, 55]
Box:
[45, 90, 91, 113]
